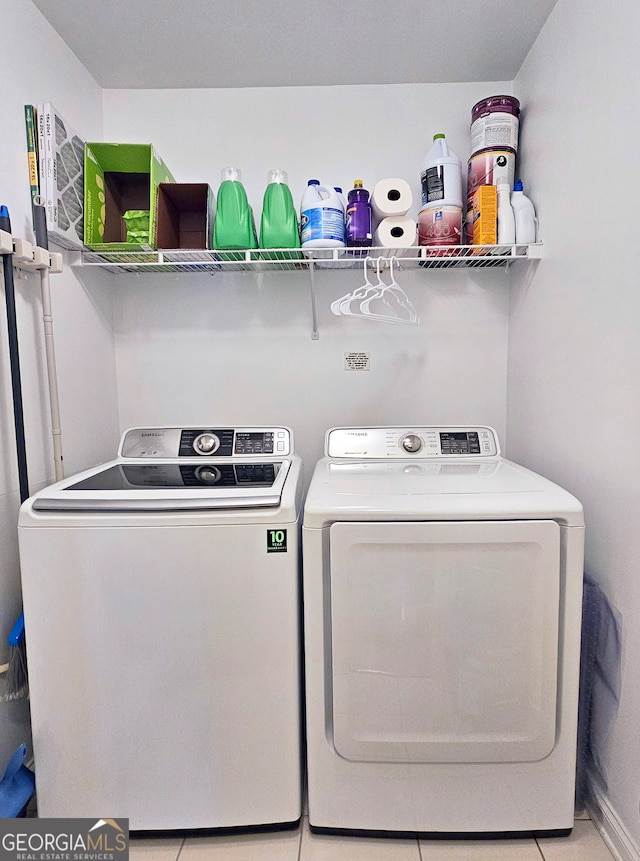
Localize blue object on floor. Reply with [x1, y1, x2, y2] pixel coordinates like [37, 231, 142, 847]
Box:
[0, 744, 35, 817]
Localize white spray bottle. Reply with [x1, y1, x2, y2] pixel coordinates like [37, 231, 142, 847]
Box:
[496, 179, 515, 245]
[510, 180, 537, 244]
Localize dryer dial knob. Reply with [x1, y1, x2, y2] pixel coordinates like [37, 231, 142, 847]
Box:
[194, 465, 222, 485]
[193, 433, 220, 455]
[401, 433, 423, 454]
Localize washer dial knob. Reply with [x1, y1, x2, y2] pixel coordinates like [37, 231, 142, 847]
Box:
[194, 465, 222, 485]
[193, 432, 220, 455]
[401, 433, 423, 454]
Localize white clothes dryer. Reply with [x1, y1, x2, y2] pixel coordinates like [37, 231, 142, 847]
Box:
[302, 426, 584, 838]
[18, 426, 303, 832]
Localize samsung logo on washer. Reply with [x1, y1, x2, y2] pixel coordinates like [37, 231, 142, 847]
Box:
[346, 432, 368, 436]
[141, 432, 163, 437]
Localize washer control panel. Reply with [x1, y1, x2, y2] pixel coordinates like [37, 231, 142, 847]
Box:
[119, 427, 292, 458]
[326, 426, 499, 458]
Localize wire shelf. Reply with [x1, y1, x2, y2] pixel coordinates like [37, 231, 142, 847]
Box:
[78, 243, 542, 274]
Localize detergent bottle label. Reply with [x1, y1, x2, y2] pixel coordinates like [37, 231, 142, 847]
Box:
[301, 207, 345, 244]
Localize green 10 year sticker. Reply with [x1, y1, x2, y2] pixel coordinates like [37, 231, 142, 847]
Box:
[267, 529, 288, 553]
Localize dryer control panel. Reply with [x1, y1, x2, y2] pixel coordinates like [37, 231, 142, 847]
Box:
[119, 427, 293, 458]
[326, 426, 499, 458]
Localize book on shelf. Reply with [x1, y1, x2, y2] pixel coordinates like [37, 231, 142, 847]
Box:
[23, 105, 40, 214]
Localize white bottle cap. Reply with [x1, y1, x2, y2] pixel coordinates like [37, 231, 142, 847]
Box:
[268, 169, 288, 184]
[222, 166, 242, 182]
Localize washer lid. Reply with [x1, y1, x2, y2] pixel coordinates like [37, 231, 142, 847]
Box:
[303, 456, 584, 526]
[31, 459, 292, 512]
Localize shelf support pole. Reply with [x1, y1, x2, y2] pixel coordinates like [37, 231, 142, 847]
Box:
[308, 258, 319, 340]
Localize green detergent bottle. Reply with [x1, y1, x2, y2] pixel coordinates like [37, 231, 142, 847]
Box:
[259, 169, 301, 260]
[213, 166, 257, 261]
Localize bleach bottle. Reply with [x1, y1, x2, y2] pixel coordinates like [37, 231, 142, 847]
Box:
[510, 179, 537, 244]
[300, 180, 346, 252]
[213, 166, 257, 252]
[259, 168, 301, 259]
[421, 134, 463, 210]
[334, 187, 347, 212]
[420, 134, 463, 249]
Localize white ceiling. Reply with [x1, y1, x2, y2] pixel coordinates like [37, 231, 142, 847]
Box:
[32, 0, 558, 90]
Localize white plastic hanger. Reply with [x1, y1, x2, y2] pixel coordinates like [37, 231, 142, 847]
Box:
[331, 256, 378, 316]
[331, 256, 419, 325]
[359, 257, 418, 324]
[339, 256, 390, 317]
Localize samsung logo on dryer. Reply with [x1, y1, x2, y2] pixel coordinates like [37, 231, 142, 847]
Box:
[346, 432, 368, 437]
[141, 432, 163, 437]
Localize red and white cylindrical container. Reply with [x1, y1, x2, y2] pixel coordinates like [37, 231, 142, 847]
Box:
[465, 149, 516, 242]
[418, 205, 463, 255]
[467, 149, 516, 213]
[470, 95, 520, 157]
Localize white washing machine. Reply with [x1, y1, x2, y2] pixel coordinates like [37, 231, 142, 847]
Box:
[302, 426, 585, 838]
[18, 426, 303, 831]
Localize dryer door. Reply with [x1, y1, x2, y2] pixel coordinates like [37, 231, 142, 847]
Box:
[329, 519, 560, 763]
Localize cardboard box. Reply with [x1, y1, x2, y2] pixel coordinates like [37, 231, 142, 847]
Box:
[84, 143, 175, 251]
[472, 185, 497, 246]
[155, 183, 215, 249]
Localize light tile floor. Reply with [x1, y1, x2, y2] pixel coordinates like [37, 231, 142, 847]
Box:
[130, 817, 616, 861]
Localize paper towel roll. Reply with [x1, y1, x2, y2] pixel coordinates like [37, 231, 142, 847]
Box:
[374, 216, 417, 248]
[371, 178, 413, 219]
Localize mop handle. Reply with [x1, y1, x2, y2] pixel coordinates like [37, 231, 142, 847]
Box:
[0, 205, 30, 503]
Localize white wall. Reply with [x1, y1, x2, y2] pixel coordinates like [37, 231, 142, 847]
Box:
[102, 84, 513, 473]
[0, 1, 118, 760]
[12, 6, 637, 847]
[510, 0, 640, 853]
